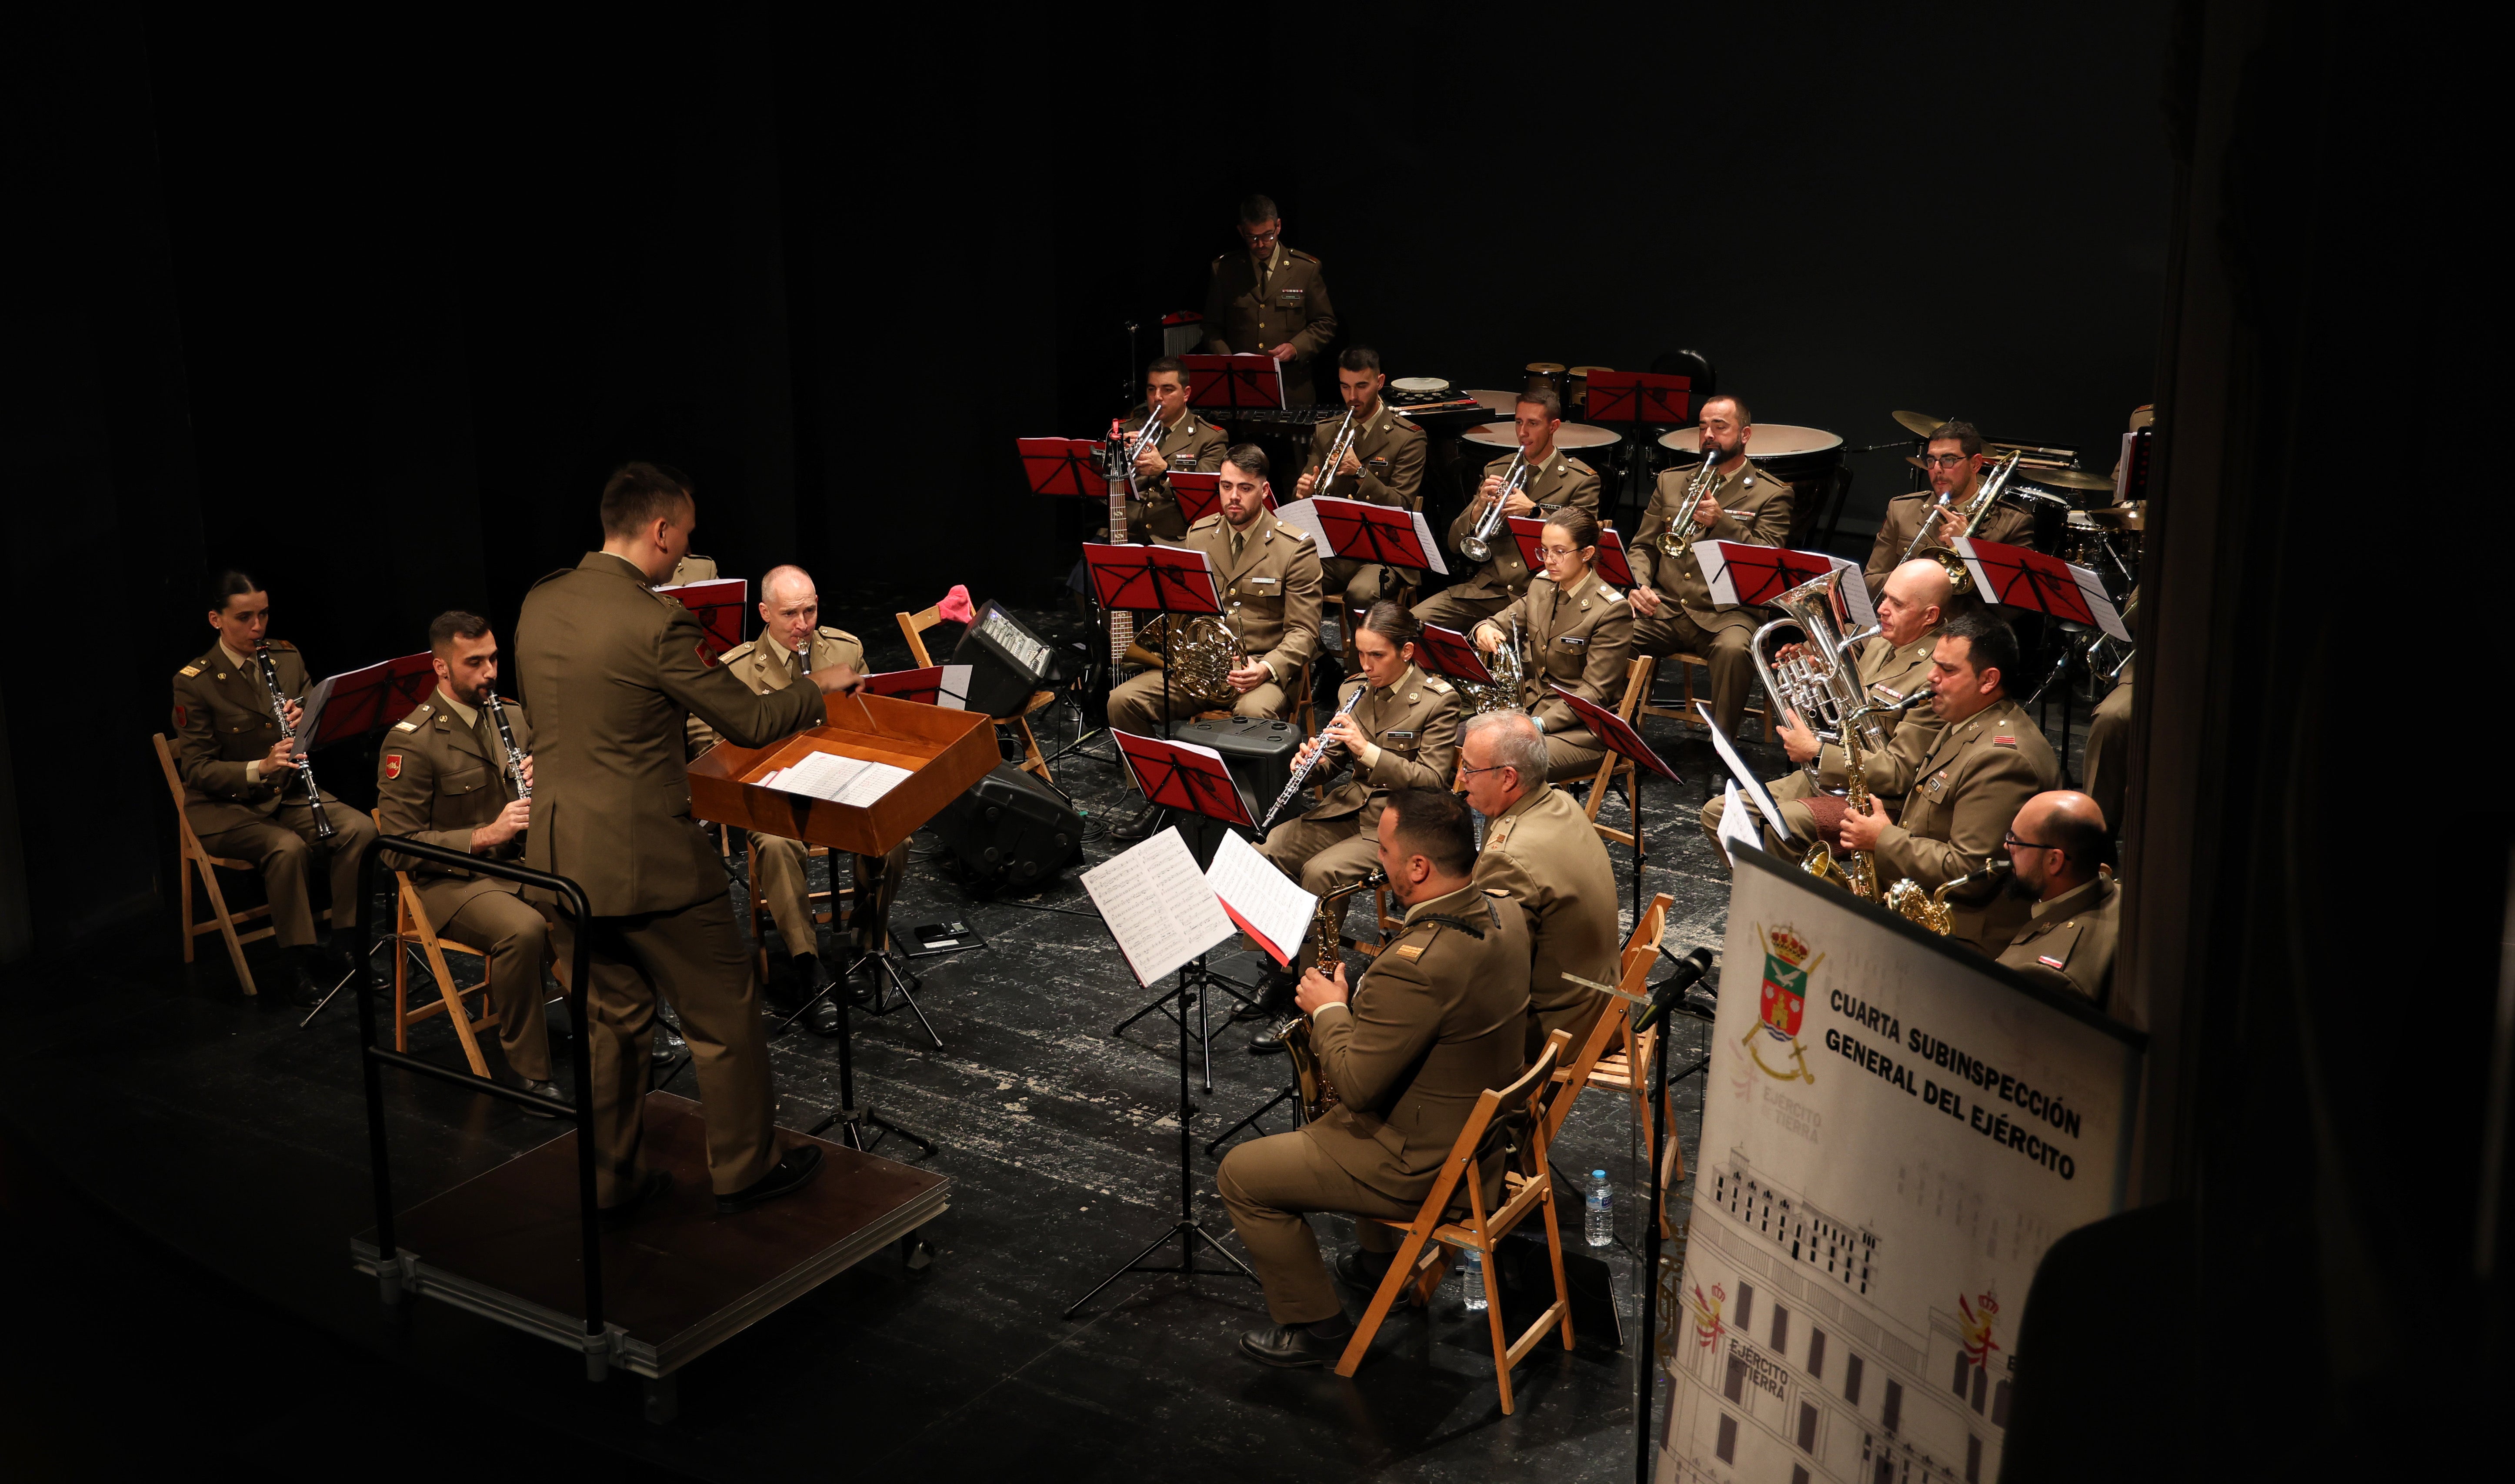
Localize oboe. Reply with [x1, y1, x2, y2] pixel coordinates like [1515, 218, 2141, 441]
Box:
[252, 640, 335, 839]
[484, 691, 530, 800]
[1257, 684, 1366, 831]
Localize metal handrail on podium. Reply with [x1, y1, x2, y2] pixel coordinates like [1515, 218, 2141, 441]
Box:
[355, 834, 610, 1378]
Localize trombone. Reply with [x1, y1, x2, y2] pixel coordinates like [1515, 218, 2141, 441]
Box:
[1459, 446, 1529, 565]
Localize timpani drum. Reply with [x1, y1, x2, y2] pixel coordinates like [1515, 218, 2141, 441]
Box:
[1465, 421, 1624, 456]
[1565, 365, 1613, 418]
[1462, 388, 1521, 416]
[1523, 361, 1567, 404]
[1390, 376, 1452, 395]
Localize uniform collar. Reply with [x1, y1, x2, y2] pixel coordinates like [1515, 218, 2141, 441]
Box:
[584, 549, 659, 586]
[1495, 780, 1553, 824]
[1401, 881, 1484, 925]
[1552, 568, 1598, 604]
[1373, 662, 1425, 702]
[433, 684, 480, 731]
[1160, 405, 1190, 433]
[217, 639, 254, 673]
[2031, 875, 2114, 922]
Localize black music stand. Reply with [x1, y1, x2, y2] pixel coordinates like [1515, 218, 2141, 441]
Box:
[1105, 730, 1265, 1083]
[1584, 369, 1693, 523]
[1549, 683, 1682, 924]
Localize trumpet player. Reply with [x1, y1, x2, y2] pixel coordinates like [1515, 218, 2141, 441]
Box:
[170, 571, 379, 1007]
[1217, 787, 1531, 1369]
[375, 612, 558, 1104]
[1413, 385, 1600, 635]
[1118, 356, 1229, 542]
[1700, 556, 1956, 847]
[1110, 446, 1322, 839]
[1245, 602, 1462, 1050]
[1863, 420, 2035, 599]
[1469, 510, 1632, 782]
[1628, 395, 1793, 742]
[1296, 347, 1426, 606]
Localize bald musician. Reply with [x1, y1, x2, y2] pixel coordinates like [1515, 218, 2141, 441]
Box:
[1995, 791, 2120, 1008]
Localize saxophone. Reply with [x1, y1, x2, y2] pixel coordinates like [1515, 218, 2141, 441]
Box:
[1799, 716, 1880, 901]
[1280, 869, 1388, 1121]
[1881, 857, 2013, 936]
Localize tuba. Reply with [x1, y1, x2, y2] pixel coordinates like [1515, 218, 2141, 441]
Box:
[1880, 856, 2012, 936]
[1280, 870, 1388, 1120]
[1751, 568, 1887, 780]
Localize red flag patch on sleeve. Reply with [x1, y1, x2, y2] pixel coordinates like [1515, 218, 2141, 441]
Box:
[384, 752, 404, 779]
[1993, 735, 2017, 747]
[174, 704, 188, 729]
[696, 642, 718, 669]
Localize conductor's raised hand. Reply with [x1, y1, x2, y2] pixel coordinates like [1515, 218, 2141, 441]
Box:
[1295, 962, 1349, 1015]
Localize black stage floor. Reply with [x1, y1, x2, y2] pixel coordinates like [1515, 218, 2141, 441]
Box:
[0, 588, 2096, 1481]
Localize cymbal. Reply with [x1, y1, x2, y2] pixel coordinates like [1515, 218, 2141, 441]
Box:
[2024, 467, 2117, 493]
[1892, 409, 1943, 438]
[2085, 503, 2145, 530]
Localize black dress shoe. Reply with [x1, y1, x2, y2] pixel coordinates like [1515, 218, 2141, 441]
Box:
[1334, 1246, 1397, 1294]
[805, 996, 845, 1038]
[284, 947, 331, 1008]
[324, 939, 367, 984]
[716, 1145, 825, 1215]
[599, 1169, 673, 1230]
[1110, 803, 1171, 843]
[1240, 1317, 1353, 1369]
[513, 1075, 563, 1119]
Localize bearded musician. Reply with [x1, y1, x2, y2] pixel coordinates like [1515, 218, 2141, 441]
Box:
[1295, 346, 1427, 608]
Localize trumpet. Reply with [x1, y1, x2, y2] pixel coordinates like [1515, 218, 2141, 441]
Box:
[1280, 869, 1388, 1120]
[252, 640, 335, 840]
[484, 691, 531, 801]
[1651, 443, 1728, 559]
[1312, 399, 1362, 496]
[1258, 683, 1364, 831]
[1458, 446, 1529, 565]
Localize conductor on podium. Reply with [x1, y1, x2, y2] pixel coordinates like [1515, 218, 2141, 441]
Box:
[514, 461, 863, 1226]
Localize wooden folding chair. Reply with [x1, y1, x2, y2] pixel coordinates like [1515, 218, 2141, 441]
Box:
[1639, 651, 1768, 740]
[1550, 892, 1689, 1233]
[375, 811, 563, 1079]
[156, 734, 294, 997]
[898, 602, 1055, 781]
[744, 833, 857, 977]
[1338, 1030, 1576, 1415]
[1583, 655, 1655, 851]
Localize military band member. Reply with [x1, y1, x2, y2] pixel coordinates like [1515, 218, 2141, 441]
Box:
[2082, 589, 2136, 838]
[1700, 556, 1957, 846]
[1995, 791, 2120, 1008]
[1202, 194, 1337, 406]
[1471, 510, 1632, 782]
[689, 565, 908, 1037]
[1864, 420, 2035, 599]
[1118, 356, 1229, 542]
[1628, 395, 1795, 742]
[1295, 346, 1427, 607]
[1455, 712, 1621, 1055]
[1414, 386, 1600, 635]
[376, 611, 557, 1104]
[171, 571, 380, 1006]
[1217, 788, 1531, 1368]
[1832, 611, 2061, 956]
[514, 462, 861, 1226]
[1246, 602, 1463, 1049]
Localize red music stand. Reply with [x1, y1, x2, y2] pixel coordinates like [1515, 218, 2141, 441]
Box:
[1113, 731, 1257, 831]
[1548, 682, 1682, 920]
[1694, 541, 1876, 625]
[305, 651, 438, 749]
[1414, 623, 1499, 688]
[864, 665, 970, 709]
[657, 577, 749, 654]
[1080, 543, 1225, 745]
[1952, 539, 2130, 639]
[1308, 496, 1445, 576]
[1018, 437, 1107, 498]
[1168, 471, 1221, 525]
[1180, 353, 1285, 411]
[1504, 515, 1634, 589]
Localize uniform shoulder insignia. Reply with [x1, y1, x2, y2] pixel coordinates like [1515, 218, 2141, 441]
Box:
[496, 695, 520, 708]
[528, 566, 574, 590]
[269, 639, 297, 650]
[1395, 943, 1424, 961]
[178, 663, 202, 677]
[1288, 525, 1313, 542]
[1425, 677, 1453, 693]
[1391, 413, 1421, 431]
[1289, 248, 1320, 264]
[1566, 457, 1594, 474]
[1483, 887, 1510, 898]
[1190, 514, 1220, 529]
[720, 639, 757, 663]
[819, 624, 858, 642]
[1605, 587, 1626, 602]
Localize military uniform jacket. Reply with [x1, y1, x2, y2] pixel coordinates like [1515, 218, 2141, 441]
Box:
[1480, 571, 1632, 734]
[1302, 664, 1463, 829]
[376, 690, 534, 921]
[1627, 457, 1796, 619]
[1203, 243, 1337, 363]
[1808, 631, 1945, 796]
[1444, 449, 1603, 599]
[514, 551, 827, 918]
[170, 639, 347, 835]
[1864, 487, 2034, 598]
[687, 625, 867, 754]
[1305, 400, 1427, 512]
[1872, 695, 2060, 952]
[1472, 782, 1621, 1033]
[1165, 509, 1323, 689]
[667, 553, 719, 586]
[1118, 409, 1229, 540]
[1304, 884, 1532, 1199]
[1996, 876, 2120, 1007]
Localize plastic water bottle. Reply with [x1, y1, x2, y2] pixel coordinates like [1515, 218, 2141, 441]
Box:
[1458, 1246, 1488, 1312]
[1587, 1170, 1614, 1247]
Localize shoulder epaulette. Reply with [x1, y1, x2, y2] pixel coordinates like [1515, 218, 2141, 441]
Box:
[1424, 676, 1453, 694]
[1288, 248, 1320, 265]
[1190, 514, 1221, 530]
[269, 639, 297, 650]
[1287, 525, 1314, 542]
[720, 639, 757, 663]
[177, 662, 202, 678]
[1605, 587, 1626, 602]
[529, 566, 573, 590]
[818, 624, 857, 641]
[1391, 413, 1421, 432]
[1566, 457, 1595, 475]
[394, 702, 431, 732]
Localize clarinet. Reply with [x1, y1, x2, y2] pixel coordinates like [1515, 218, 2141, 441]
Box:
[1256, 684, 1366, 831]
[253, 640, 335, 839]
[484, 691, 530, 800]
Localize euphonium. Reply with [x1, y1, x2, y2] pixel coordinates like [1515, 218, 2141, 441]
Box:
[1280, 869, 1388, 1120]
[1796, 692, 1923, 901]
[1651, 443, 1728, 558]
[1880, 856, 2012, 937]
[1458, 446, 1528, 565]
[1750, 568, 1886, 780]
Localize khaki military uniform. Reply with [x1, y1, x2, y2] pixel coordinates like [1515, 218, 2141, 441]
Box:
[1216, 883, 1531, 1324]
[1628, 458, 1795, 742]
[696, 626, 912, 961]
[171, 639, 379, 949]
[667, 554, 719, 587]
[1699, 629, 1944, 847]
[1203, 243, 1337, 406]
[1997, 876, 2120, 1008]
[1866, 696, 2060, 956]
[1304, 399, 1428, 606]
[1117, 408, 1230, 542]
[1473, 781, 1621, 1056]
[1863, 487, 2034, 599]
[2084, 678, 2132, 833]
[1108, 508, 1322, 734]
[1476, 571, 1633, 781]
[514, 551, 828, 1204]
[376, 689, 554, 1081]
[1258, 664, 1463, 968]
[1414, 448, 1603, 635]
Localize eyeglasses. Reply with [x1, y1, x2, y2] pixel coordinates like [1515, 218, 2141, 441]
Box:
[1456, 762, 1515, 780]
[1537, 545, 1586, 559]
[1921, 453, 1975, 469]
[1241, 226, 1280, 244]
[2002, 831, 2057, 850]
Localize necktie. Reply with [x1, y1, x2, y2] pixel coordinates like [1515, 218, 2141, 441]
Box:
[1231, 529, 1246, 563]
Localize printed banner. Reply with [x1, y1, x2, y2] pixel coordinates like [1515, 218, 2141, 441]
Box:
[1658, 848, 2142, 1484]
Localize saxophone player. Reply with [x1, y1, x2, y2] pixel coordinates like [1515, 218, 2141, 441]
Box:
[375, 612, 559, 1105]
[1296, 346, 1427, 606]
[1118, 357, 1229, 542]
[1412, 385, 1600, 635]
[1244, 602, 1462, 1050]
[1863, 420, 2035, 599]
[1627, 395, 1794, 743]
[1469, 510, 1632, 782]
[1217, 788, 1531, 1368]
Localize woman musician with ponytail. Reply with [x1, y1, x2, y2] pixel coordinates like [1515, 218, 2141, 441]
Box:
[1240, 602, 1464, 1053]
[1469, 508, 1634, 782]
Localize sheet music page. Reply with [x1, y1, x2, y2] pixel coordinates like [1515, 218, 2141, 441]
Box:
[293, 671, 347, 756]
[937, 663, 973, 709]
[1270, 498, 1327, 549]
[1408, 508, 1450, 576]
[1203, 828, 1317, 966]
[766, 749, 911, 807]
[1826, 557, 1878, 630]
[1081, 827, 1234, 986]
[1718, 781, 1765, 865]
[1696, 702, 1793, 840]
